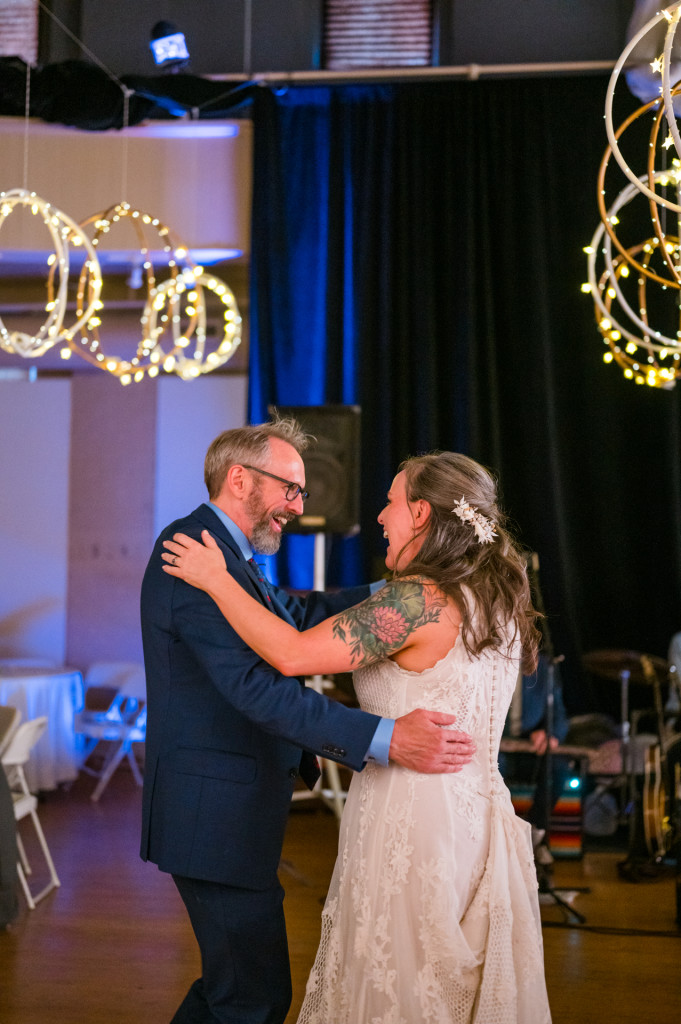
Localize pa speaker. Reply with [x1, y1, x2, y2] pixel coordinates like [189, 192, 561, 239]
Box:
[269, 405, 361, 535]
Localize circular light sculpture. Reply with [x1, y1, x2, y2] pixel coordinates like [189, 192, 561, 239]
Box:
[585, 172, 681, 388]
[606, 2, 681, 210]
[143, 267, 242, 382]
[0, 188, 102, 358]
[63, 202, 241, 384]
[586, 3, 681, 388]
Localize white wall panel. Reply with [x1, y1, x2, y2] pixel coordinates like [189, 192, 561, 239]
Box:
[0, 118, 252, 264]
[0, 379, 71, 662]
[154, 373, 248, 538]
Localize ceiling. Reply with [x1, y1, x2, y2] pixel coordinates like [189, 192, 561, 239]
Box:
[0, 0, 645, 376]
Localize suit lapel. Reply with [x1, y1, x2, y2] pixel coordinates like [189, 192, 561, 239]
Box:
[191, 505, 268, 608]
[192, 503, 240, 554]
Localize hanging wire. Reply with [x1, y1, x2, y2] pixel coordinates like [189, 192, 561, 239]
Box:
[23, 62, 31, 190]
[36, 1, 136, 199]
[36, 0, 124, 88]
[243, 0, 252, 77]
[120, 86, 133, 201]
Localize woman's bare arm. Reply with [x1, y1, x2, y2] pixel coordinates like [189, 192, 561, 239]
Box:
[163, 530, 476, 771]
[162, 530, 446, 677]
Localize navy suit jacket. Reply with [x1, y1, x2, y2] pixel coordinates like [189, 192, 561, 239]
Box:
[140, 503, 380, 889]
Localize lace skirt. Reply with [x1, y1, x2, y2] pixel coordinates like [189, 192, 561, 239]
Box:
[296, 766, 552, 1024]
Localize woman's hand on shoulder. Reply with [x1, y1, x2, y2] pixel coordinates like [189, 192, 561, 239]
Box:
[162, 529, 228, 595]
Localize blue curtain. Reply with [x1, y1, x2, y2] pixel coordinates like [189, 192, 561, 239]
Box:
[247, 78, 681, 711]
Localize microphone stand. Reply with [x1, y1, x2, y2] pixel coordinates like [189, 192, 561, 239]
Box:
[526, 553, 588, 924]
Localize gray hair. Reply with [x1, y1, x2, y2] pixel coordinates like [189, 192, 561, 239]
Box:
[204, 416, 312, 499]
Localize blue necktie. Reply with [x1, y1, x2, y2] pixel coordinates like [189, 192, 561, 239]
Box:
[248, 557, 272, 605]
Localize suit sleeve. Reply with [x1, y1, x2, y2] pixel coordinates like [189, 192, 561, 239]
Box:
[170, 570, 379, 772]
[271, 583, 372, 630]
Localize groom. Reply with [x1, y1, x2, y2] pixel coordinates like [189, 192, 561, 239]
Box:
[140, 417, 475, 1024]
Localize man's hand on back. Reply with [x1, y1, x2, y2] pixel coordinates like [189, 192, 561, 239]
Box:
[389, 708, 476, 773]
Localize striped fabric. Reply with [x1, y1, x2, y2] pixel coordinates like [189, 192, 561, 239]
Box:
[323, 0, 433, 69]
[0, 0, 38, 64]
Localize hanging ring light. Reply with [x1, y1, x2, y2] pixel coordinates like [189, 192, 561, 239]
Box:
[58, 202, 242, 384]
[0, 188, 103, 358]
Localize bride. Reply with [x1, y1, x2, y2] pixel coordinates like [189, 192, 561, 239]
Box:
[162, 450, 552, 1024]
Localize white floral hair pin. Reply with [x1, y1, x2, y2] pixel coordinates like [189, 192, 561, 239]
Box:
[452, 497, 497, 545]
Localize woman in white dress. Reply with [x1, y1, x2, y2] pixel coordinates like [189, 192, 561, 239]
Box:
[162, 451, 552, 1024]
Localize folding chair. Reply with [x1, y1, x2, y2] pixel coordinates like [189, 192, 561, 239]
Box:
[2, 716, 61, 909]
[0, 704, 21, 758]
[74, 662, 147, 802]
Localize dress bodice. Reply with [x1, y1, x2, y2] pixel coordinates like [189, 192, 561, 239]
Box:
[353, 625, 521, 791]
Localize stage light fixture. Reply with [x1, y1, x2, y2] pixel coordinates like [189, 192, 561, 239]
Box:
[150, 21, 189, 71]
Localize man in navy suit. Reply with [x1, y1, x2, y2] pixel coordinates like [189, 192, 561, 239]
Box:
[140, 418, 475, 1024]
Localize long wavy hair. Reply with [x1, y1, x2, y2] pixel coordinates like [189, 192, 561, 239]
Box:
[394, 451, 541, 673]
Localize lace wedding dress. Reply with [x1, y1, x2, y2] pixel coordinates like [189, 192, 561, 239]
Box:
[297, 624, 552, 1024]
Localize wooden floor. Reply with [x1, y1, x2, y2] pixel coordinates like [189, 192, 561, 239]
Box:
[1, 767, 680, 1024]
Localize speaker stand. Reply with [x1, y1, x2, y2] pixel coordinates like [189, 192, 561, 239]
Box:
[290, 532, 349, 822]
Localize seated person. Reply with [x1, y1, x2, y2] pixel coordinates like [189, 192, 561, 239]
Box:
[499, 652, 570, 884]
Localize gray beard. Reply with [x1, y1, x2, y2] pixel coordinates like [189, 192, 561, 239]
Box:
[245, 483, 287, 555]
[250, 518, 283, 556]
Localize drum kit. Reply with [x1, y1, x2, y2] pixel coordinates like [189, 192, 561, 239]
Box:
[582, 649, 681, 916]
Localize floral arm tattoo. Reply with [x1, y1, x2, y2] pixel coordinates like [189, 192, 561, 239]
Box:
[331, 579, 445, 667]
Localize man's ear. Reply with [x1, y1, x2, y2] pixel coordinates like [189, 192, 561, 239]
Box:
[224, 463, 249, 498]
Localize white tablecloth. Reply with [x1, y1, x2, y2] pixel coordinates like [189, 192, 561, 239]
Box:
[0, 666, 84, 791]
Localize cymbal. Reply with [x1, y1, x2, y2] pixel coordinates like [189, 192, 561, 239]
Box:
[582, 649, 669, 685]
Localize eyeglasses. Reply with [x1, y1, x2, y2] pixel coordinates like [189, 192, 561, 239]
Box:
[242, 465, 309, 502]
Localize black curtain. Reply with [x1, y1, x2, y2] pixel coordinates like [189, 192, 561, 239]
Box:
[248, 76, 681, 711]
